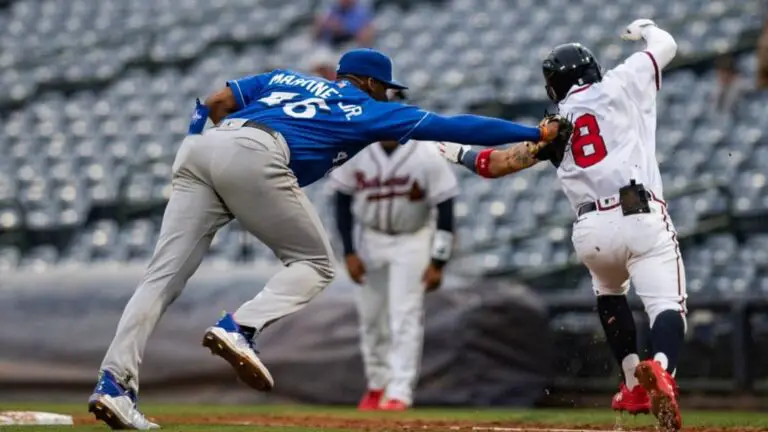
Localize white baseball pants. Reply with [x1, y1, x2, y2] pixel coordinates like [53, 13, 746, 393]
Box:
[571, 194, 687, 324]
[355, 227, 431, 405]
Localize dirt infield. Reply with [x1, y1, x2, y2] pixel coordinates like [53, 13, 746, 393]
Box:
[72, 413, 762, 431]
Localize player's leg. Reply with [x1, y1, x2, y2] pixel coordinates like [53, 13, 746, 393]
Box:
[572, 213, 648, 413]
[381, 229, 431, 409]
[219, 142, 335, 328]
[354, 263, 390, 410]
[91, 136, 230, 429]
[202, 129, 335, 390]
[627, 215, 687, 374]
[626, 202, 686, 431]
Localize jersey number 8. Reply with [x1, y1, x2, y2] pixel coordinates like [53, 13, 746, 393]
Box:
[258, 91, 331, 119]
[571, 114, 608, 168]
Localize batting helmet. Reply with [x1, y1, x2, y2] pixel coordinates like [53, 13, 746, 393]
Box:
[542, 43, 602, 103]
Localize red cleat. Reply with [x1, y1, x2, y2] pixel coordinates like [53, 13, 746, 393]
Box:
[379, 398, 409, 411]
[357, 389, 384, 411]
[612, 383, 651, 414]
[635, 360, 682, 431]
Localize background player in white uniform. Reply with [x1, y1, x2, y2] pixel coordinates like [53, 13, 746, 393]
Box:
[330, 139, 458, 411]
[437, 19, 684, 432]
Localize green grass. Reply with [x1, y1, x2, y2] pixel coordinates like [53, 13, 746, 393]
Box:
[2, 403, 767, 431]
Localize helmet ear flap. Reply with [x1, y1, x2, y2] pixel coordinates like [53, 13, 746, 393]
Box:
[545, 84, 560, 103]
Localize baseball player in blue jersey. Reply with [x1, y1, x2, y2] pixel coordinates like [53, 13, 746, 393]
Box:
[88, 48, 567, 429]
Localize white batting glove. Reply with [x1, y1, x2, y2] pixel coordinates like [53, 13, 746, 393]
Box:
[435, 141, 471, 164]
[621, 19, 656, 41]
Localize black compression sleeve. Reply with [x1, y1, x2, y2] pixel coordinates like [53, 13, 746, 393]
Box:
[436, 198, 454, 233]
[335, 191, 355, 255]
[431, 198, 455, 269]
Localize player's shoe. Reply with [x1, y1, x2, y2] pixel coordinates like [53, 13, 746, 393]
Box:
[88, 370, 159, 430]
[611, 383, 650, 414]
[202, 312, 274, 391]
[357, 389, 384, 411]
[379, 398, 409, 411]
[635, 360, 682, 431]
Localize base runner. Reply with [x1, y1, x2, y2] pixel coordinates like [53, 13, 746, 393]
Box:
[331, 139, 458, 411]
[438, 19, 685, 432]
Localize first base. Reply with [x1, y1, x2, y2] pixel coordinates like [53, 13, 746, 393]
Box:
[0, 411, 74, 425]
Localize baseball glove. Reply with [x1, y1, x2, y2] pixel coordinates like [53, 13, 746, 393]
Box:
[530, 113, 573, 167]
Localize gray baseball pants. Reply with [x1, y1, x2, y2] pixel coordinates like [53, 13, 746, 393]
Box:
[100, 121, 335, 390]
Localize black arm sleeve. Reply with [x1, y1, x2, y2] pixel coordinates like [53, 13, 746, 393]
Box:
[436, 198, 454, 233]
[335, 191, 355, 255]
[432, 197, 455, 269]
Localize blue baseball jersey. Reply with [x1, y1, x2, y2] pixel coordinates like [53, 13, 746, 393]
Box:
[225, 69, 541, 186]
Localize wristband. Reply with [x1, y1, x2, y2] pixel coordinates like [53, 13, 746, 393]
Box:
[188, 98, 211, 135]
[431, 229, 454, 262]
[459, 148, 495, 178]
[475, 148, 495, 178]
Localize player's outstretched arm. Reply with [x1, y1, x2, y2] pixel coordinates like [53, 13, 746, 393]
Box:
[407, 112, 559, 146]
[435, 114, 572, 178]
[437, 141, 542, 178]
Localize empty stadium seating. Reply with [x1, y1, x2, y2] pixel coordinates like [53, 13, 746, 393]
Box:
[0, 0, 766, 301]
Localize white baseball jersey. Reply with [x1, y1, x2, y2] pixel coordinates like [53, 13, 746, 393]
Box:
[557, 50, 664, 211]
[329, 140, 459, 234]
[331, 141, 459, 405]
[564, 29, 687, 331]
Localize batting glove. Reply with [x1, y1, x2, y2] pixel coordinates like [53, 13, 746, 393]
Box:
[435, 141, 471, 164]
[621, 19, 656, 41]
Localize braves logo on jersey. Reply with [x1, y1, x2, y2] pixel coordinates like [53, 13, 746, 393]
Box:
[330, 140, 459, 234]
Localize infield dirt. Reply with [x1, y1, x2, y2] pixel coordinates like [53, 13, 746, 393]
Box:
[3, 404, 768, 431]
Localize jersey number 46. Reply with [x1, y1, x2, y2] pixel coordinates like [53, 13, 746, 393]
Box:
[571, 114, 608, 168]
[259, 91, 331, 119]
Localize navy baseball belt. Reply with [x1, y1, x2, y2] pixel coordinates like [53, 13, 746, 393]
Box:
[577, 182, 653, 217]
[366, 225, 421, 236]
[243, 120, 280, 140]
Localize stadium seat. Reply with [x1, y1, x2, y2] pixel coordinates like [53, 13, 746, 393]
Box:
[0, 0, 764, 280]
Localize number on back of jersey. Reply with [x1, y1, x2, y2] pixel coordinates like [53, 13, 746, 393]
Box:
[571, 114, 608, 168]
[258, 91, 331, 119]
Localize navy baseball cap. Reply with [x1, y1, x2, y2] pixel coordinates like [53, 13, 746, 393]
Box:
[336, 48, 407, 90]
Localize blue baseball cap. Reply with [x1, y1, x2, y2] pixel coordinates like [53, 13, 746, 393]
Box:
[336, 48, 407, 90]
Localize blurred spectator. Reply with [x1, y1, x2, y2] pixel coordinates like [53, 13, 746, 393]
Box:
[757, 19, 768, 88]
[306, 47, 338, 80]
[711, 55, 748, 115]
[314, 0, 375, 49]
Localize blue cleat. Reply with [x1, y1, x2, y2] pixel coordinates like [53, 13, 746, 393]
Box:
[202, 312, 274, 391]
[88, 370, 159, 430]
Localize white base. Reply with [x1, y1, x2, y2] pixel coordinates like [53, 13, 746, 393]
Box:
[0, 411, 74, 425]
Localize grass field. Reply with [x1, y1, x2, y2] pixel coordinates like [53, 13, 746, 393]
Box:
[2, 403, 768, 431]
